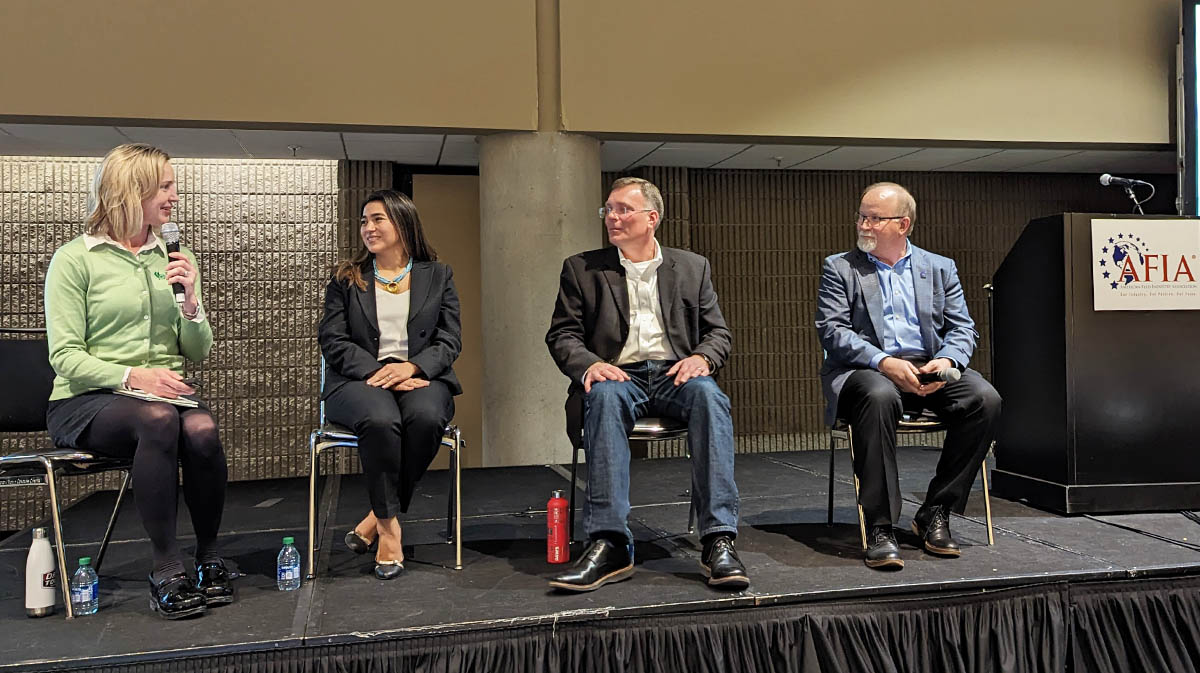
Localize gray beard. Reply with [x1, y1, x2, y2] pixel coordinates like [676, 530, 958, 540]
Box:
[856, 235, 877, 254]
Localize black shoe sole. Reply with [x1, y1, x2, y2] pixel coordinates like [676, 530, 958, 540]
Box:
[148, 596, 208, 620]
[203, 593, 235, 606]
[911, 522, 961, 557]
[345, 531, 377, 555]
[547, 564, 634, 592]
[864, 556, 905, 570]
[698, 561, 750, 589]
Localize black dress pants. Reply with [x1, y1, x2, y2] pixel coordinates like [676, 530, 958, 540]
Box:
[837, 367, 1001, 529]
[324, 380, 454, 518]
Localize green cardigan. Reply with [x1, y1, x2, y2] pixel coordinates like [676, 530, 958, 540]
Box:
[43, 233, 213, 401]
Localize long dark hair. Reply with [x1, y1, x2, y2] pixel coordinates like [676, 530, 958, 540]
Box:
[334, 189, 439, 290]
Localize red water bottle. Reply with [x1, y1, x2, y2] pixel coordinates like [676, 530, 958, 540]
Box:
[547, 489, 569, 564]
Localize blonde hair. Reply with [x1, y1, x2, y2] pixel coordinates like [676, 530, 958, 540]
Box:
[85, 143, 171, 241]
[610, 177, 664, 220]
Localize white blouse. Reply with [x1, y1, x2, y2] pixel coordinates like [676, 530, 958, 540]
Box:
[375, 286, 410, 362]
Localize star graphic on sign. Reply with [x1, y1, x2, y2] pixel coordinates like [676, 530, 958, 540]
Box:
[1111, 281, 1119, 289]
[1099, 260, 1106, 266]
[1102, 246, 1109, 253]
[1118, 233, 1124, 239]
[1109, 237, 1114, 243]
[1102, 271, 1110, 278]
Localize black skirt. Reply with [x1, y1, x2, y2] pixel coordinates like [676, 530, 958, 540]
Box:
[47, 390, 208, 449]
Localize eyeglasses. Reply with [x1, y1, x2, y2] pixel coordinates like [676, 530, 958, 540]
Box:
[856, 213, 906, 227]
[599, 205, 654, 219]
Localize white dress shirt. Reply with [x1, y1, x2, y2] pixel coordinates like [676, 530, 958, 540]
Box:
[615, 241, 679, 365]
[375, 287, 410, 362]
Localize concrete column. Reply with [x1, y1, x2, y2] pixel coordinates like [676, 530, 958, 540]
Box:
[479, 132, 601, 466]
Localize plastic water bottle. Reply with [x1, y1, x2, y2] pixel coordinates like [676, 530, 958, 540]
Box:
[277, 536, 301, 591]
[69, 557, 98, 616]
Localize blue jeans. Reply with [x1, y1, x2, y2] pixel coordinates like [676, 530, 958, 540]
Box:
[582, 360, 739, 544]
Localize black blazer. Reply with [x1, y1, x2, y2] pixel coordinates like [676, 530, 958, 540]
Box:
[318, 258, 462, 399]
[546, 246, 732, 443]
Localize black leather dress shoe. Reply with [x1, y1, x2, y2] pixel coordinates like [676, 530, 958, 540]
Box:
[700, 535, 750, 589]
[547, 539, 633, 592]
[865, 526, 904, 569]
[148, 573, 207, 619]
[913, 504, 961, 557]
[345, 530, 377, 555]
[195, 560, 235, 605]
[374, 560, 405, 580]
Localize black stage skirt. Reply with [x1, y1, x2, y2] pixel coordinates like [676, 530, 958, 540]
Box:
[46, 390, 209, 449]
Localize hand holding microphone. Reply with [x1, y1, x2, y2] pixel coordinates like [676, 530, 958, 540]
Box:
[917, 367, 961, 385]
[161, 222, 198, 316]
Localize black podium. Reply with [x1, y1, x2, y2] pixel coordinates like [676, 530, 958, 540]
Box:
[991, 213, 1200, 513]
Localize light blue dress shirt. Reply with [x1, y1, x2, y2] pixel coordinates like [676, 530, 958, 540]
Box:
[866, 245, 928, 369]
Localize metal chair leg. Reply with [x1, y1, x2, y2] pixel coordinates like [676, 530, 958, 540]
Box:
[848, 427, 867, 551]
[43, 459, 73, 619]
[982, 447, 994, 546]
[306, 433, 320, 580]
[827, 431, 836, 526]
[453, 427, 462, 571]
[93, 470, 130, 573]
[444, 434, 455, 544]
[567, 443, 580, 543]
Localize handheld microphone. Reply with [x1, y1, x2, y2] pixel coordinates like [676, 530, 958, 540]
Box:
[918, 367, 961, 385]
[160, 222, 186, 307]
[1099, 174, 1150, 188]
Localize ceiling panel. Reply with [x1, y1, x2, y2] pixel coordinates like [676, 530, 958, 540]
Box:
[343, 132, 442, 163]
[1016, 149, 1176, 174]
[439, 135, 480, 166]
[230, 130, 346, 159]
[0, 124, 127, 156]
[639, 142, 750, 168]
[711, 144, 835, 169]
[936, 148, 1080, 172]
[600, 141, 661, 171]
[118, 127, 249, 158]
[867, 148, 1001, 171]
[793, 146, 923, 170]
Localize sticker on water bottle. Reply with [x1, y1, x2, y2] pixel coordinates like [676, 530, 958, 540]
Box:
[278, 567, 299, 582]
[71, 585, 93, 603]
[42, 570, 56, 588]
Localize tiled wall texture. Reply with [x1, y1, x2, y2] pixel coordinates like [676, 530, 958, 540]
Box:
[0, 156, 338, 531]
[606, 167, 1170, 455]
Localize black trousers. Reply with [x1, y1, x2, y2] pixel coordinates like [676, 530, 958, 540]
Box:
[324, 380, 454, 518]
[837, 367, 1001, 528]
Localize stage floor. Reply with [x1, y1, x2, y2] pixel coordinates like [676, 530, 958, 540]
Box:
[2, 446, 1199, 670]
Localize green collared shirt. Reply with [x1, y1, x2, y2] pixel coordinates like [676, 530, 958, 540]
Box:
[44, 231, 212, 401]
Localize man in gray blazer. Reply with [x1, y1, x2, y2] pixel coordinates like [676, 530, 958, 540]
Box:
[816, 182, 1000, 570]
[545, 177, 747, 592]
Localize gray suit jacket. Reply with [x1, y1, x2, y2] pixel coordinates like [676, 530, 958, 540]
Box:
[815, 244, 977, 425]
[546, 245, 732, 443]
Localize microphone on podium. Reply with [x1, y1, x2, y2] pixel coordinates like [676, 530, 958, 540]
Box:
[160, 222, 186, 307]
[1099, 174, 1151, 189]
[918, 367, 961, 385]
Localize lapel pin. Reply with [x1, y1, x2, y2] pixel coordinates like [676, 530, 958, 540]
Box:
[920, 270, 927, 279]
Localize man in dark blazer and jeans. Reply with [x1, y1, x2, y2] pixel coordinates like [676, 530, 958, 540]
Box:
[545, 177, 748, 592]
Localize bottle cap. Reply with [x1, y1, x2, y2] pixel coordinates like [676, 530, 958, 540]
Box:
[551, 489, 564, 499]
[78, 557, 91, 566]
[32, 527, 48, 539]
[282, 536, 294, 545]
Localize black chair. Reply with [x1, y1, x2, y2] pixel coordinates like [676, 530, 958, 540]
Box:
[827, 409, 994, 550]
[566, 415, 696, 543]
[306, 357, 464, 579]
[0, 327, 132, 619]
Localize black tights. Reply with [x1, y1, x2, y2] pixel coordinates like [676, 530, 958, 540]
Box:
[81, 397, 227, 578]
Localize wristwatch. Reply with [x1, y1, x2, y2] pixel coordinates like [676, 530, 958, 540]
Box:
[694, 353, 715, 371]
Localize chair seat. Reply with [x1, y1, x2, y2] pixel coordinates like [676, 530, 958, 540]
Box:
[314, 423, 357, 442]
[832, 410, 945, 436]
[629, 416, 688, 441]
[0, 449, 130, 475]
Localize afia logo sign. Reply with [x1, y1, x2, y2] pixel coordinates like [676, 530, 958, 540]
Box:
[1097, 233, 1195, 291]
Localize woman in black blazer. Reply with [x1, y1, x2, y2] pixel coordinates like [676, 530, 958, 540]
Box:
[318, 189, 462, 579]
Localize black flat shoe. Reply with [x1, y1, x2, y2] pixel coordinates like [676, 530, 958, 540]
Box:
[345, 531, 377, 555]
[865, 526, 904, 570]
[374, 560, 405, 580]
[196, 560, 235, 606]
[547, 539, 633, 593]
[700, 535, 750, 589]
[148, 573, 207, 620]
[913, 504, 961, 557]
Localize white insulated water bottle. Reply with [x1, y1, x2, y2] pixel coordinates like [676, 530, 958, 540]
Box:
[25, 527, 57, 618]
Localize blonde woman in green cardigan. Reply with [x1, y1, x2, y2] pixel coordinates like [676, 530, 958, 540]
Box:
[43, 144, 231, 620]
